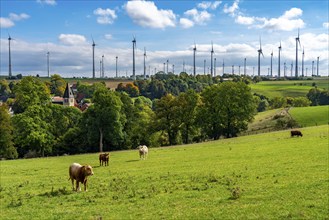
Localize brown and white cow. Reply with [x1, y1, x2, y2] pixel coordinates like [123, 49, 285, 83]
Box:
[291, 130, 303, 137]
[68, 163, 94, 191]
[99, 153, 110, 166]
[138, 145, 148, 160]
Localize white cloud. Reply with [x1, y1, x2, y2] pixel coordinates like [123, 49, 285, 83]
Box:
[235, 15, 254, 25]
[180, 18, 194, 29]
[36, 0, 57, 6]
[104, 34, 112, 40]
[94, 8, 117, 24]
[323, 22, 329, 28]
[256, 8, 305, 31]
[223, 0, 239, 16]
[0, 13, 30, 29]
[184, 9, 212, 25]
[124, 0, 176, 29]
[58, 34, 86, 45]
[231, 7, 305, 31]
[9, 13, 30, 21]
[198, 1, 222, 10]
[0, 17, 15, 28]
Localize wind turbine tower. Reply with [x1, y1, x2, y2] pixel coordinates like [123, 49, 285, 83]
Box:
[317, 57, 319, 76]
[278, 41, 282, 78]
[204, 60, 206, 75]
[102, 55, 104, 78]
[143, 47, 147, 80]
[92, 37, 96, 79]
[47, 51, 50, 77]
[8, 34, 12, 78]
[210, 42, 214, 76]
[295, 29, 301, 77]
[116, 56, 118, 78]
[222, 59, 225, 75]
[257, 37, 264, 76]
[214, 58, 216, 76]
[244, 58, 246, 75]
[193, 43, 197, 76]
[301, 48, 305, 77]
[132, 37, 137, 80]
[312, 61, 314, 76]
[270, 51, 273, 77]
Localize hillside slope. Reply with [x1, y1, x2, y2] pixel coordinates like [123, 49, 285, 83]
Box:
[0, 125, 328, 219]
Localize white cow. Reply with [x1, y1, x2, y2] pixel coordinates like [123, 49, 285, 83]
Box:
[138, 145, 148, 160]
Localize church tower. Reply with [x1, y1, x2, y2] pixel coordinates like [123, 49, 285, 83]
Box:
[63, 83, 75, 107]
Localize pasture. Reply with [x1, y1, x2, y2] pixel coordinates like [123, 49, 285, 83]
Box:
[249, 78, 328, 98]
[1, 125, 328, 219]
[289, 105, 329, 127]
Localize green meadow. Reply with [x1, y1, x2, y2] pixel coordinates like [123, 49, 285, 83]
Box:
[1, 125, 328, 219]
[289, 105, 329, 127]
[249, 78, 328, 98]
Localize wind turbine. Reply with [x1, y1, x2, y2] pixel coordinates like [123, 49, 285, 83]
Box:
[47, 51, 50, 77]
[244, 58, 246, 75]
[278, 41, 282, 78]
[284, 62, 286, 77]
[295, 29, 301, 77]
[116, 56, 118, 78]
[166, 59, 169, 74]
[232, 65, 234, 75]
[257, 36, 264, 76]
[102, 55, 104, 78]
[210, 41, 214, 77]
[270, 51, 273, 77]
[92, 36, 96, 79]
[193, 43, 197, 76]
[317, 56, 320, 76]
[301, 47, 305, 77]
[132, 36, 136, 80]
[143, 47, 147, 80]
[222, 59, 225, 75]
[291, 62, 293, 77]
[183, 60, 185, 73]
[8, 34, 13, 78]
[214, 58, 216, 76]
[312, 61, 314, 76]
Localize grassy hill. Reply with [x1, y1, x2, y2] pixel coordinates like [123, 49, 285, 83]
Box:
[289, 105, 329, 127]
[250, 78, 329, 99]
[1, 125, 328, 219]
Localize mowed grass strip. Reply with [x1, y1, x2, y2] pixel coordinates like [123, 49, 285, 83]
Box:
[0, 125, 328, 219]
[289, 105, 329, 127]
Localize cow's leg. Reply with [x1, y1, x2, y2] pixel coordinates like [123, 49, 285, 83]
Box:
[71, 179, 75, 191]
[76, 181, 80, 191]
[84, 179, 88, 191]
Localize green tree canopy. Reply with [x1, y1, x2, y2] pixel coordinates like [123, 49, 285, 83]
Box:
[12, 76, 50, 114]
[0, 105, 18, 159]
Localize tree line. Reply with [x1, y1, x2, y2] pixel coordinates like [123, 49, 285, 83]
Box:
[0, 73, 328, 159]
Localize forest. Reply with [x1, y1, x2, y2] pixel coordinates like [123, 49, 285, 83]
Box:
[0, 73, 328, 159]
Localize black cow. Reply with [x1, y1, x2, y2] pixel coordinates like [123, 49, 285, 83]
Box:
[291, 130, 303, 137]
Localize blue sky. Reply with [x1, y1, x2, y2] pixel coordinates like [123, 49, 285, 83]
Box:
[0, 0, 328, 78]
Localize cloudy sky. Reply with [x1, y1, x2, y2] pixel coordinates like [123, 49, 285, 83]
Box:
[0, 0, 328, 78]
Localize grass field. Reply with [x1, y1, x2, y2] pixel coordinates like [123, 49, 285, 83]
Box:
[250, 78, 329, 98]
[289, 105, 329, 127]
[1, 125, 328, 219]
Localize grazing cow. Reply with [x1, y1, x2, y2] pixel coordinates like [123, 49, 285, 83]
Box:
[68, 163, 94, 191]
[291, 130, 303, 137]
[138, 145, 148, 160]
[99, 153, 110, 166]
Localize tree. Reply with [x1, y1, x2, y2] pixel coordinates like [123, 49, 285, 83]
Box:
[12, 76, 50, 114]
[199, 82, 257, 139]
[12, 105, 54, 157]
[154, 94, 180, 145]
[84, 86, 124, 152]
[307, 88, 329, 106]
[176, 90, 200, 144]
[270, 97, 287, 109]
[292, 97, 311, 107]
[50, 74, 66, 96]
[0, 105, 18, 159]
